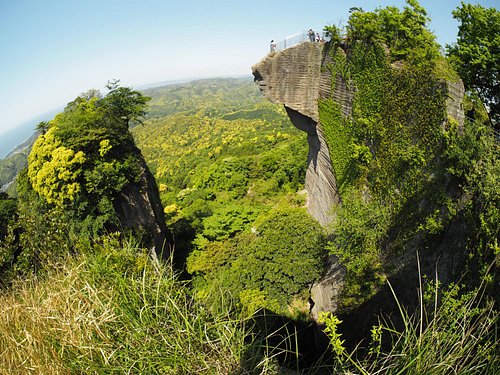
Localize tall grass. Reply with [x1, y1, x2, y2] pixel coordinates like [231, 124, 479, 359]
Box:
[1, 237, 497, 374]
[0, 237, 282, 374]
[364, 281, 499, 374]
[319, 262, 499, 375]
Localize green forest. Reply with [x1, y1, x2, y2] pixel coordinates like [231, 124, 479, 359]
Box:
[0, 1, 498, 374]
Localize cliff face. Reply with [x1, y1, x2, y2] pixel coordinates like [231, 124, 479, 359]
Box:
[252, 42, 466, 321]
[252, 43, 346, 315]
[114, 151, 169, 255]
[252, 43, 340, 226]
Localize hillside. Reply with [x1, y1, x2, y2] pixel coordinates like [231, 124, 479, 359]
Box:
[132, 79, 322, 306]
[0, 131, 40, 194]
[142, 77, 263, 119]
[0, 78, 277, 196]
[0, 2, 498, 374]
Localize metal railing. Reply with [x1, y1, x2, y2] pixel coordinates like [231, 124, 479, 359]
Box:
[271, 30, 329, 52]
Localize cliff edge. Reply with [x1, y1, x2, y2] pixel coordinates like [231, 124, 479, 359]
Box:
[252, 43, 340, 227]
[252, 41, 466, 323]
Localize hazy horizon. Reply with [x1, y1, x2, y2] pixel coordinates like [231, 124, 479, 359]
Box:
[0, 75, 253, 158]
[1, 0, 498, 136]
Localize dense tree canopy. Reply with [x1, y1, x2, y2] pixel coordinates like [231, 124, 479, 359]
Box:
[347, 0, 440, 67]
[447, 3, 500, 124]
[25, 82, 150, 235]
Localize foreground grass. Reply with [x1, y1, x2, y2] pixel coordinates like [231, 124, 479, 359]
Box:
[0, 237, 267, 374]
[319, 272, 499, 375]
[1, 236, 498, 374]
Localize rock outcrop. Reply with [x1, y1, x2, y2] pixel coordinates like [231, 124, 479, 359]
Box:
[252, 42, 466, 322]
[114, 151, 169, 255]
[252, 43, 339, 227]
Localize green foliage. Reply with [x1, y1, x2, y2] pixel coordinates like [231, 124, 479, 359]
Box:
[0, 193, 16, 240]
[319, 279, 498, 374]
[189, 207, 327, 314]
[103, 79, 151, 127]
[25, 84, 146, 237]
[441, 116, 499, 281]
[347, 0, 440, 68]
[319, 0, 499, 313]
[28, 127, 86, 206]
[193, 156, 250, 199]
[131, 78, 320, 317]
[0, 83, 152, 283]
[327, 190, 388, 307]
[319, 99, 356, 193]
[193, 204, 258, 246]
[323, 24, 342, 45]
[0, 236, 278, 374]
[447, 3, 500, 124]
[318, 312, 346, 358]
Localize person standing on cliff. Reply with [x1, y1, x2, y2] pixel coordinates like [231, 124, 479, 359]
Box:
[270, 40, 277, 52]
[308, 29, 315, 42]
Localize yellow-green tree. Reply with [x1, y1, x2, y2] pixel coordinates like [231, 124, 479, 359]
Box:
[2, 83, 151, 281]
[28, 127, 86, 207]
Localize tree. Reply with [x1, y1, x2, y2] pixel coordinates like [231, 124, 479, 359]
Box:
[347, 0, 439, 66]
[104, 79, 151, 128]
[24, 82, 150, 236]
[447, 3, 500, 124]
[35, 121, 50, 134]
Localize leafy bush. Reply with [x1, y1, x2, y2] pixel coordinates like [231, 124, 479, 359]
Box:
[189, 206, 327, 314]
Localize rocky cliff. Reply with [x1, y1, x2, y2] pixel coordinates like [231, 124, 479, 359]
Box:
[252, 43, 340, 227]
[114, 152, 169, 255]
[252, 42, 466, 322]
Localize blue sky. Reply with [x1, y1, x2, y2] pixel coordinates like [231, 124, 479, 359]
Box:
[0, 0, 498, 136]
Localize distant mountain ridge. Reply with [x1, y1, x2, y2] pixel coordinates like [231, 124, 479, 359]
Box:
[0, 131, 41, 194]
[0, 77, 258, 195]
[0, 108, 61, 159]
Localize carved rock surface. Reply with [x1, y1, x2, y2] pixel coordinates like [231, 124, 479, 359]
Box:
[252, 43, 339, 227]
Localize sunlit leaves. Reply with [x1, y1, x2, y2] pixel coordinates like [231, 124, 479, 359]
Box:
[28, 127, 86, 206]
[447, 3, 500, 123]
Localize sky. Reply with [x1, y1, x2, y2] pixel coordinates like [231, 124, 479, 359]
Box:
[0, 0, 498, 137]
